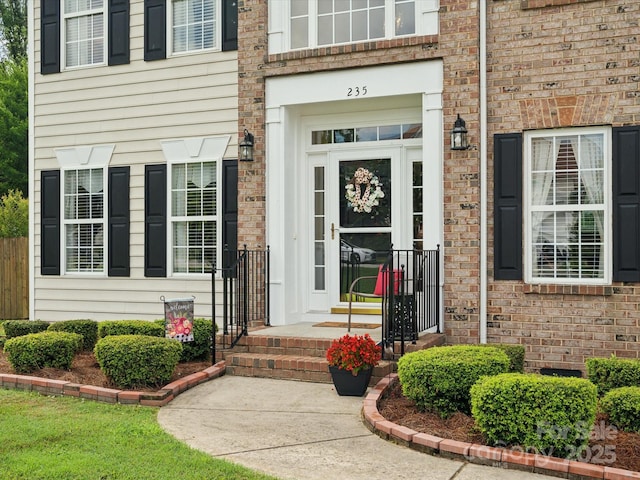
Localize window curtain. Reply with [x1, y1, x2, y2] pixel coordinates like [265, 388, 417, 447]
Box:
[572, 135, 605, 275]
[530, 138, 559, 246]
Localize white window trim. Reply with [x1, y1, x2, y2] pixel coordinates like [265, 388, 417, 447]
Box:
[167, 158, 221, 276]
[167, 0, 221, 57]
[54, 144, 114, 276]
[523, 126, 612, 285]
[60, 166, 108, 276]
[268, 0, 439, 55]
[61, 0, 107, 70]
[161, 136, 230, 277]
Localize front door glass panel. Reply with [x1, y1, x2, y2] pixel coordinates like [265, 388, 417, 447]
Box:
[338, 158, 391, 302]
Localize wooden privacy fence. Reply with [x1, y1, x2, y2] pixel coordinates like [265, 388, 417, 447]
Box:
[0, 237, 28, 319]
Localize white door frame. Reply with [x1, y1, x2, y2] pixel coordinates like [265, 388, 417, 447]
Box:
[265, 61, 444, 325]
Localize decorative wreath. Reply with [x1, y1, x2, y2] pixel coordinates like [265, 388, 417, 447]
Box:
[345, 167, 384, 213]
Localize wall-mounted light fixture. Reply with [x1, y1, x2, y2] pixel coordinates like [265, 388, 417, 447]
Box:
[450, 114, 469, 150]
[239, 129, 254, 161]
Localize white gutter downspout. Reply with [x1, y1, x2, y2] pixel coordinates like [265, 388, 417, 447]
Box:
[479, 0, 488, 344]
[27, 0, 35, 321]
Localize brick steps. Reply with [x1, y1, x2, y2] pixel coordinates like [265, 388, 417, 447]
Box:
[225, 351, 395, 384]
[219, 332, 445, 385]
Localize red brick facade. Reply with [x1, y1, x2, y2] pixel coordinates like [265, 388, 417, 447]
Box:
[237, 0, 640, 372]
[484, 0, 640, 372]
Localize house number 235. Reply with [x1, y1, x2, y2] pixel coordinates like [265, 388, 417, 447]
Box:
[347, 86, 367, 97]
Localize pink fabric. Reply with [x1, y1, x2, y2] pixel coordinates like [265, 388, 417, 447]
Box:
[373, 265, 401, 296]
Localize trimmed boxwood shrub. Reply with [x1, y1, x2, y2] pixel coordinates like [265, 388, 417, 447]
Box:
[94, 335, 183, 389]
[471, 373, 597, 458]
[48, 320, 98, 351]
[600, 386, 640, 433]
[3, 320, 50, 339]
[481, 344, 525, 373]
[97, 320, 164, 339]
[4, 331, 83, 373]
[153, 318, 215, 362]
[397, 345, 510, 417]
[586, 356, 640, 396]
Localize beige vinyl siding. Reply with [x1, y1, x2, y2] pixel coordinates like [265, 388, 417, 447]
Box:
[31, 1, 238, 321]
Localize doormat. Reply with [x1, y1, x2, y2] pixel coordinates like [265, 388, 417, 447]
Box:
[313, 322, 380, 329]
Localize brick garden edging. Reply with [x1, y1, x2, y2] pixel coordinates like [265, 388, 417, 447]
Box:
[362, 374, 640, 480]
[0, 361, 226, 407]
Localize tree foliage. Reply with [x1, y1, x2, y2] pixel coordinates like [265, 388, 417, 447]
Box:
[0, 57, 27, 197]
[0, 188, 27, 237]
[0, 0, 26, 62]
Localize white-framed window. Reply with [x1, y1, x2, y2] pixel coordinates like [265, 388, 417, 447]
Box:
[170, 0, 219, 54]
[525, 127, 610, 284]
[290, 0, 416, 50]
[170, 161, 217, 274]
[62, 0, 105, 68]
[63, 167, 106, 273]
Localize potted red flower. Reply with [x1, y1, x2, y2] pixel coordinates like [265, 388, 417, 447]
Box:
[326, 333, 382, 396]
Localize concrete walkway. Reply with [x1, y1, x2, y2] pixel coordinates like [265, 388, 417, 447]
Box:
[158, 375, 558, 480]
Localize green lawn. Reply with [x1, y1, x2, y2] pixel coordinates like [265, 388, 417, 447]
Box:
[0, 389, 278, 480]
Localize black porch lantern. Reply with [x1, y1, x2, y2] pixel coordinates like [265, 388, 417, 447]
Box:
[239, 129, 254, 161]
[450, 114, 469, 150]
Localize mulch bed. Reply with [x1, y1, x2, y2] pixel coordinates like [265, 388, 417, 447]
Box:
[378, 380, 640, 473]
[0, 350, 212, 393]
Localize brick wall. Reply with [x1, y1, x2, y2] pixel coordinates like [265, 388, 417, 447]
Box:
[485, 0, 640, 372]
[237, 0, 268, 250]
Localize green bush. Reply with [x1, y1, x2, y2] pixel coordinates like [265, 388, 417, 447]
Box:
[0, 189, 28, 238]
[471, 373, 597, 458]
[94, 335, 183, 389]
[98, 320, 164, 339]
[4, 331, 82, 373]
[600, 386, 640, 433]
[153, 318, 215, 362]
[48, 320, 98, 351]
[586, 356, 640, 396]
[481, 344, 525, 373]
[3, 320, 50, 339]
[397, 345, 510, 417]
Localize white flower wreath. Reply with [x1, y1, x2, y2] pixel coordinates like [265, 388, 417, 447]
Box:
[345, 167, 385, 213]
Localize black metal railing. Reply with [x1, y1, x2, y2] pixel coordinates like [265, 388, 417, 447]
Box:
[211, 246, 270, 363]
[380, 246, 440, 358]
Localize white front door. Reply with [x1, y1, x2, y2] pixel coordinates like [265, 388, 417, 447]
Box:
[306, 145, 419, 314]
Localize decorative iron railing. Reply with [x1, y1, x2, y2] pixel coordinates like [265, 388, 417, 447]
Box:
[380, 246, 441, 358]
[211, 246, 270, 362]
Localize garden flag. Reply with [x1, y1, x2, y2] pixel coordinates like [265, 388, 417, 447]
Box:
[163, 297, 195, 342]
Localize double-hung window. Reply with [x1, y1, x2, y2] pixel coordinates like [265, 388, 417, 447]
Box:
[290, 0, 416, 50]
[63, 168, 105, 273]
[170, 0, 218, 54]
[170, 161, 217, 274]
[525, 128, 609, 283]
[63, 0, 105, 68]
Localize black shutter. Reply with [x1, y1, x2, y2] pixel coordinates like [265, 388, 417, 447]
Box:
[613, 126, 640, 282]
[108, 167, 130, 276]
[494, 133, 523, 280]
[144, 0, 166, 61]
[145, 164, 167, 277]
[222, 0, 238, 51]
[222, 159, 238, 271]
[41, 170, 60, 275]
[108, 0, 130, 65]
[40, 1, 60, 74]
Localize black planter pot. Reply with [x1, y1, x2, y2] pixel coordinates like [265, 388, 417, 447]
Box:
[328, 365, 373, 396]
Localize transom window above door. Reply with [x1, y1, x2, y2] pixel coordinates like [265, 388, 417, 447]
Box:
[290, 0, 416, 50]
